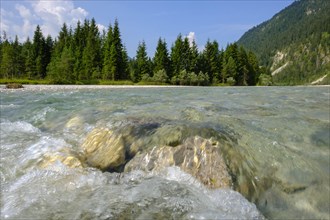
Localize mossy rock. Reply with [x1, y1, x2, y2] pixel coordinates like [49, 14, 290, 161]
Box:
[6, 83, 24, 89]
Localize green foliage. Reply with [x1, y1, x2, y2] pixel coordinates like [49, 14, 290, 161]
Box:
[0, 38, 15, 78]
[153, 38, 171, 78]
[202, 40, 221, 83]
[238, 0, 330, 85]
[170, 34, 184, 77]
[133, 41, 151, 82]
[0, 18, 261, 86]
[222, 57, 237, 83]
[152, 69, 168, 83]
[258, 74, 273, 86]
[82, 18, 102, 80]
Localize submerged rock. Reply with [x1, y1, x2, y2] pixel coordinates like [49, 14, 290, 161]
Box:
[38, 151, 84, 169]
[125, 136, 232, 189]
[81, 127, 126, 171]
[65, 116, 84, 131]
[80, 119, 234, 189]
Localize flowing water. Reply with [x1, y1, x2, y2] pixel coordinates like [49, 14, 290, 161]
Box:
[0, 85, 329, 219]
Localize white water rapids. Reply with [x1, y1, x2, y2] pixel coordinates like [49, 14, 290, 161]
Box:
[1, 85, 329, 219]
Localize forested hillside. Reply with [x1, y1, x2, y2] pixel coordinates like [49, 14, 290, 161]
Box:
[238, 0, 330, 85]
[0, 19, 261, 86]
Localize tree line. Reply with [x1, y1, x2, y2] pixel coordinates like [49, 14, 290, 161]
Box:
[0, 18, 265, 85]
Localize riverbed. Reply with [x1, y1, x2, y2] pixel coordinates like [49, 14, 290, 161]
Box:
[1, 85, 329, 219]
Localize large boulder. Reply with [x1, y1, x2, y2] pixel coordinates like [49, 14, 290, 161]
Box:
[81, 127, 126, 171]
[125, 136, 232, 189]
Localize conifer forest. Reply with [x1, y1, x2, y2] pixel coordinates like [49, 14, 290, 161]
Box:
[0, 19, 264, 86]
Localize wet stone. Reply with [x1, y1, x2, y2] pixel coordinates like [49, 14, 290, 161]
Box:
[125, 136, 233, 189]
[81, 127, 126, 171]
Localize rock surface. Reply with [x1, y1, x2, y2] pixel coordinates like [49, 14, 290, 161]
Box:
[80, 123, 233, 188]
[125, 136, 232, 189]
[81, 127, 126, 171]
[38, 151, 84, 169]
[6, 83, 24, 89]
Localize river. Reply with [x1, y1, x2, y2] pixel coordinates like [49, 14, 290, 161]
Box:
[1, 85, 329, 219]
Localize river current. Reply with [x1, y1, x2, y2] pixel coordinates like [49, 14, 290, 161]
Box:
[0, 85, 329, 219]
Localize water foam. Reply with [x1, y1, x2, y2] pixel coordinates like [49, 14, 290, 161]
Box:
[0, 120, 40, 134]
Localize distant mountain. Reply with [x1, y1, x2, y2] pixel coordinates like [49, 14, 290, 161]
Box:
[238, 0, 330, 85]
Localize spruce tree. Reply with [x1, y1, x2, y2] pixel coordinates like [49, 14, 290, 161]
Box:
[73, 21, 85, 80]
[171, 34, 183, 78]
[102, 24, 113, 80]
[47, 23, 73, 82]
[237, 46, 249, 86]
[81, 18, 102, 80]
[32, 25, 48, 78]
[108, 43, 118, 81]
[182, 37, 191, 71]
[13, 36, 24, 78]
[247, 51, 260, 85]
[189, 39, 199, 73]
[111, 19, 128, 80]
[153, 38, 171, 78]
[222, 56, 237, 85]
[23, 37, 34, 79]
[0, 37, 15, 78]
[121, 45, 129, 80]
[134, 41, 150, 82]
[203, 40, 221, 83]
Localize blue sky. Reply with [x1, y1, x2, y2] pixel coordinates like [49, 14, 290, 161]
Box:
[1, 0, 293, 57]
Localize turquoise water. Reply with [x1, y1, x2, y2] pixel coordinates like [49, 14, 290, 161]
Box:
[1, 85, 329, 219]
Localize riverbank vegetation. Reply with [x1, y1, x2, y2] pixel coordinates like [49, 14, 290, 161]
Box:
[0, 19, 267, 86]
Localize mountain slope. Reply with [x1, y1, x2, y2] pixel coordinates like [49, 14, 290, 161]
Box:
[238, 0, 330, 85]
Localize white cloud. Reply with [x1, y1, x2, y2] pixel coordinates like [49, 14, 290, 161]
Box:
[186, 32, 196, 47]
[1, 0, 89, 41]
[16, 4, 32, 20]
[97, 24, 106, 34]
[1, 8, 16, 39]
[185, 31, 204, 52]
[32, 0, 88, 37]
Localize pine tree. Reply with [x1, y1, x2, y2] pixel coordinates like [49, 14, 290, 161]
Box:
[22, 37, 34, 79]
[134, 41, 150, 82]
[0, 37, 15, 78]
[81, 18, 102, 80]
[222, 56, 237, 85]
[153, 38, 171, 78]
[171, 34, 183, 78]
[108, 43, 118, 81]
[47, 23, 74, 82]
[182, 37, 191, 71]
[247, 51, 260, 85]
[222, 43, 239, 83]
[203, 40, 221, 83]
[102, 24, 113, 80]
[72, 21, 85, 80]
[189, 39, 199, 73]
[0, 34, 3, 69]
[112, 19, 128, 80]
[237, 46, 249, 86]
[13, 36, 24, 78]
[32, 25, 47, 78]
[121, 45, 129, 80]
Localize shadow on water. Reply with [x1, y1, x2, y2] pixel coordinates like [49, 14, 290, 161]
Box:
[310, 125, 330, 148]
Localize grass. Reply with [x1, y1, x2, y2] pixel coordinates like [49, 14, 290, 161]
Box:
[0, 78, 255, 86]
[0, 78, 51, 85]
[98, 80, 135, 85]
